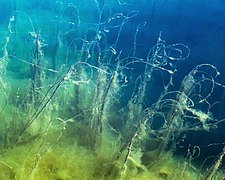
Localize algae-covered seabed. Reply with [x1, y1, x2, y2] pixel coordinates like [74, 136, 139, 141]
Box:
[0, 107, 201, 180]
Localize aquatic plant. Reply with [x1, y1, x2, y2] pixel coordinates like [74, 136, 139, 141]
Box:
[204, 146, 225, 180]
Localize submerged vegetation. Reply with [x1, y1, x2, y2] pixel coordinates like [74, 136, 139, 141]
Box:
[0, 0, 225, 179]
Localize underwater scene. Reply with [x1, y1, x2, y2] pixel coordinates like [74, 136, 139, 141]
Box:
[1, 0, 225, 179]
